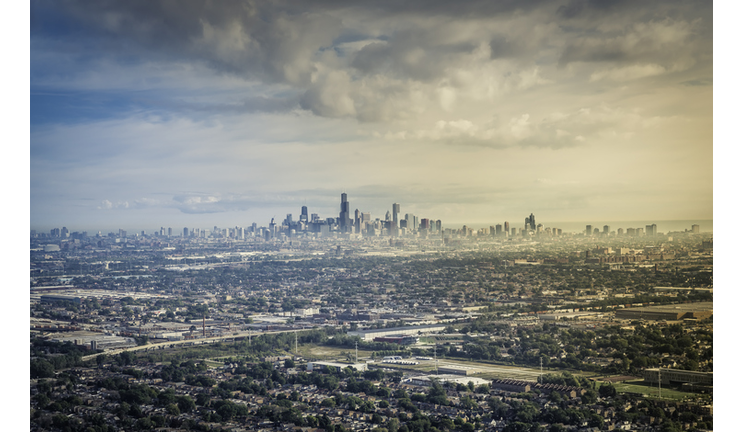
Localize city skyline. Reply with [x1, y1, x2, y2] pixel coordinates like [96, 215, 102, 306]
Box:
[30, 1, 713, 231]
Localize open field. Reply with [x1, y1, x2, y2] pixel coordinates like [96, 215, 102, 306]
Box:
[607, 380, 695, 401]
[304, 345, 598, 381]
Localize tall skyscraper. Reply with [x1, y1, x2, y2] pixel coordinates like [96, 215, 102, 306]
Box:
[525, 213, 535, 231]
[691, 224, 700, 234]
[586, 225, 592, 236]
[300, 206, 308, 223]
[495, 224, 502, 236]
[646, 224, 657, 236]
[392, 203, 401, 236]
[504, 221, 510, 235]
[603, 225, 610, 235]
[339, 193, 351, 233]
[354, 209, 361, 233]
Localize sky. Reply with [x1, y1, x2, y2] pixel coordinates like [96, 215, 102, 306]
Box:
[29, 0, 714, 233]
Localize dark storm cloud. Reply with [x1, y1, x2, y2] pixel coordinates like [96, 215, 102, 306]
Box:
[32, 0, 712, 123]
[32, 0, 342, 85]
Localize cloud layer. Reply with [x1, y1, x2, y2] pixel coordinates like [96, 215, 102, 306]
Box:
[30, 0, 713, 231]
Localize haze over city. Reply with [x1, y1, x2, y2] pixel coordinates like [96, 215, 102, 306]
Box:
[30, 0, 713, 233]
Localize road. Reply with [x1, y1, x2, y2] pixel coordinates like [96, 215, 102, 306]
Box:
[81, 328, 310, 362]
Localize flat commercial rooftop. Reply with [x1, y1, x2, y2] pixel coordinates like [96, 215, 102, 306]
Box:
[627, 302, 712, 313]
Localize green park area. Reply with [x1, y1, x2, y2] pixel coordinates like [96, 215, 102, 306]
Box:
[603, 379, 693, 401]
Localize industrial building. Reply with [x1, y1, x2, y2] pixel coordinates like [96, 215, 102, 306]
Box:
[347, 324, 447, 341]
[407, 375, 490, 387]
[643, 368, 713, 387]
[614, 302, 713, 321]
[307, 361, 368, 373]
[437, 366, 476, 376]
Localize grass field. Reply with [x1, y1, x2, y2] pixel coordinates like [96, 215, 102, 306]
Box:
[608, 380, 692, 400]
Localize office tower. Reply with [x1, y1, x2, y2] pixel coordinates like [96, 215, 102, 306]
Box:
[183, 227, 188, 237]
[504, 221, 510, 235]
[411, 215, 419, 231]
[537, 224, 543, 233]
[436, 220, 442, 232]
[420, 218, 430, 230]
[495, 224, 502, 236]
[392, 203, 401, 235]
[691, 224, 700, 234]
[61, 227, 69, 238]
[300, 206, 308, 223]
[511, 227, 516, 237]
[603, 225, 610, 235]
[490, 226, 496, 236]
[586, 225, 592, 236]
[168, 227, 172, 237]
[594, 228, 600, 235]
[617, 228, 624, 236]
[645, 224, 657, 236]
[339, 193, 351, 233]
[627, 227, 635, 236]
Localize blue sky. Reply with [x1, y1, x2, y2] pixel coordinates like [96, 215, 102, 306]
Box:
[29, 0, 714, 233]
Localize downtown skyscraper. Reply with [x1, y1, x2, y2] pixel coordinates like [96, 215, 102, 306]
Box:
[339, 193, 351, 233]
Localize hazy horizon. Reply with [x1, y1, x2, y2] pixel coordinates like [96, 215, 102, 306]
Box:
[31, 219, 712, 237]
[30, 1, 713, 230]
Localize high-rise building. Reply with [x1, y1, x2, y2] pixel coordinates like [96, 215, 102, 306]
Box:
[646, 224, 657, 236]
[691, 224, 700, 234]
[183, 227, 189, 237]
[392, 203, 401, 235]
[354, 209, 361, 233]
[300, 206, 308, 223]
[495, 224, 502, 236]
[525, 213, 536, 231]
[603, 225, 610, 235]
[435, 220, 442, 232]
[504, 221, 510, 235]
[586, 225, 592, 236]
[339, 193, 351, 233]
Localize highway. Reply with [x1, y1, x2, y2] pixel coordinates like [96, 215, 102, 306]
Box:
[80, 328, 309, 362]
